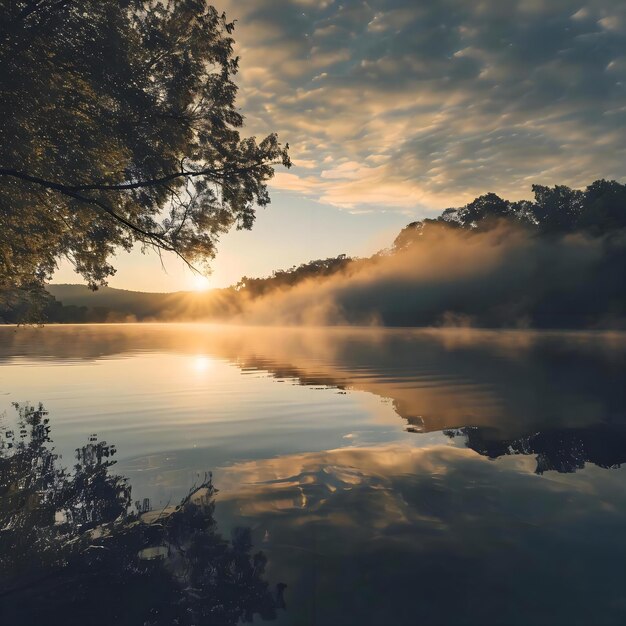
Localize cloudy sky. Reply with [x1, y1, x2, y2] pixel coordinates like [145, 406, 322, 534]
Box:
[56, 0, 626, 291]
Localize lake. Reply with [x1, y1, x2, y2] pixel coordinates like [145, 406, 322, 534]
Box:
[1, 324, 625, 625]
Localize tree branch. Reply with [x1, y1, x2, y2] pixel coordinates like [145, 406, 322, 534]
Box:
[2, 169, 200, 273]
[0, 161, 275, 193]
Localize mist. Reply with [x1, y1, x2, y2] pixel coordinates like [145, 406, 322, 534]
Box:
[232, 223, 626, 329]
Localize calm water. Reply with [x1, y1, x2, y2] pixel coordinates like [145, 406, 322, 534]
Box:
[1, 324, 625, 625]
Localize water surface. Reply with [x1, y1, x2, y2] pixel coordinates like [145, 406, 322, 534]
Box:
[1, 324, 625, 624]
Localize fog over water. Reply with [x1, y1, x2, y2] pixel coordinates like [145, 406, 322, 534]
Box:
[229, 225, 626, 328]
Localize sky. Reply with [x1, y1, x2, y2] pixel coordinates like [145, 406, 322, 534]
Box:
[54, 0, 626, 292]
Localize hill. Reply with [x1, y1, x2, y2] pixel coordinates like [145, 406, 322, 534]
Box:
[44, 284, 240, 322]
[47, 284, 178, 319]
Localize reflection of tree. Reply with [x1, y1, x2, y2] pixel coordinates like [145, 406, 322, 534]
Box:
[444, 425, 626, 474]
[0, 403, 280, 625]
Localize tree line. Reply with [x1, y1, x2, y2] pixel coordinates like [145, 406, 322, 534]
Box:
[394, 179, 626, 249]
[6, 177, 621, 326]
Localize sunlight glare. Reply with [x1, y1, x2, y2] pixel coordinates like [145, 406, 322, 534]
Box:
[191, 275, 212, 291]
[193, 355, 213, 374]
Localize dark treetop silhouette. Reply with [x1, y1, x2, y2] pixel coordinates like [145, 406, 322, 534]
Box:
[0, 0, 289, 297]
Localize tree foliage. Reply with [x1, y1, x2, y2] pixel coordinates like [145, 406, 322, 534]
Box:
[0, 0, 290, 290]
[394, 179, 626, 249]
[235, 254, 353, 298]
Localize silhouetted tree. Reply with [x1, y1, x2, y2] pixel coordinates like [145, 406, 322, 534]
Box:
[393, 218, 458, 249]
[457, 192, 512, 228]
[531, 184, 585, 234]
[0, 285, 54, 324]
[393, 179, 626, 251]
[578, 179, 626, 236]
[0, 1, 290, 293]
[235, 254, 353, 298]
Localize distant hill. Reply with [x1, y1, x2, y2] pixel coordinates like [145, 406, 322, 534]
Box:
[45, 284, 237, 322]
[48, 284, 175, 317]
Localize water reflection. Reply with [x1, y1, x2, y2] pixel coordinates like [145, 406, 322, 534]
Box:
[445, 424, 626, 474]
[215, 445, 626, 625]
[2, 324, 623, 443]
[1, 325, 626, 623]
[0, 404, 280, 626]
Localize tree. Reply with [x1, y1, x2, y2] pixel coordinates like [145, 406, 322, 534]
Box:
[579, 179, 626, 236]
[531, 184, 584, 234]
[457, 192, 511, 228]
[393, 181, 625, 250]
[0, 0, 290, 291]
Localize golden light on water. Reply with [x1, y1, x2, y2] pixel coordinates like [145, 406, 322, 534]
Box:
[193, 355, 213, 374]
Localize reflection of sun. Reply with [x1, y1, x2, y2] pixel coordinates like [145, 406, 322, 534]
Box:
[193, 355, 213, 373]
[191, 275, 211, 291]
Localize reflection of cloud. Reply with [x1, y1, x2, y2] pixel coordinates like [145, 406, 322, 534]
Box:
[214, 443, 626, 625]
[218, 0, 626, 211]
[218, 445, 464, 498]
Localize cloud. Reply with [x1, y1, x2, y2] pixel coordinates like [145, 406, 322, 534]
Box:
[219, 0, 626, 213]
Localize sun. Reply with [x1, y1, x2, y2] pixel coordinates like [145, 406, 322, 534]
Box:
[190, 274, 212, 292]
